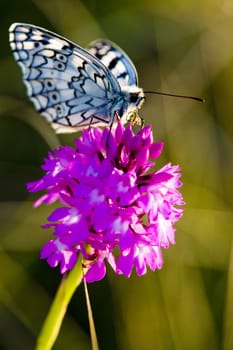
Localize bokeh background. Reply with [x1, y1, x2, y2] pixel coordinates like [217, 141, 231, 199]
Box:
[1, 0, 233, 349]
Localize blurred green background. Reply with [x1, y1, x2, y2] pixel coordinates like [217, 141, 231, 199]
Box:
[1, 0, 233, 349]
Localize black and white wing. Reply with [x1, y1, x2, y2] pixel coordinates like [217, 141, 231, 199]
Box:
[88, 39, 139, 88]
[9, 23, 123, 133]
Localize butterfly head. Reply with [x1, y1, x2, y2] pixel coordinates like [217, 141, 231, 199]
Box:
[119, 86, 145, 126]
[128, 86, 145, 107]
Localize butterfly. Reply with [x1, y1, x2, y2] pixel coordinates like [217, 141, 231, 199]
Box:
[9, 23, 145, 133]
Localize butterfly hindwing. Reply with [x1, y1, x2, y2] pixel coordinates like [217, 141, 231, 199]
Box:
[88, 39, 138, 88]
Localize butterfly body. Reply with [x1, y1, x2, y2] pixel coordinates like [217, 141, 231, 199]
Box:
[9, 23, 144, 133]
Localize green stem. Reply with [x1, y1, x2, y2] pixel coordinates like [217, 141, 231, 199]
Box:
[35, 259, 84, 350]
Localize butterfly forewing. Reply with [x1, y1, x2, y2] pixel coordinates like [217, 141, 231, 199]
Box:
[9, 23, 144, 133]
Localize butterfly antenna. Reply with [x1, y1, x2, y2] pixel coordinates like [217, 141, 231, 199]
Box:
[144, 91, 204, 102]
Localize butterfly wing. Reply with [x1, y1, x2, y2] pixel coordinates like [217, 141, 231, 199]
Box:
[9, 23, 122, 133]
[88, 39, 139, 88]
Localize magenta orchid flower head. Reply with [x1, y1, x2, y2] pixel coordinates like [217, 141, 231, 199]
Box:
[27, 122, 184, 282]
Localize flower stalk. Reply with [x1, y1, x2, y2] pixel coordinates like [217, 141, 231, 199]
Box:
[35, 258, 84, 350]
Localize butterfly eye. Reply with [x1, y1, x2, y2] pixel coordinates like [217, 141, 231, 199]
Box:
[129, 93, 140, 103]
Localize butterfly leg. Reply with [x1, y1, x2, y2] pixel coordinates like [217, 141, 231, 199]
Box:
[105, 110, 120, 147]
[88, 117, 94, 131]
[114, 110, 121, 122]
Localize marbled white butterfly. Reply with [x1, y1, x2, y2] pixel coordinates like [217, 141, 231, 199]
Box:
[9, 23, 145, 133]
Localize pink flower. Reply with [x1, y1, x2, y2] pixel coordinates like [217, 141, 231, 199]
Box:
[27, 122, 184, 282]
